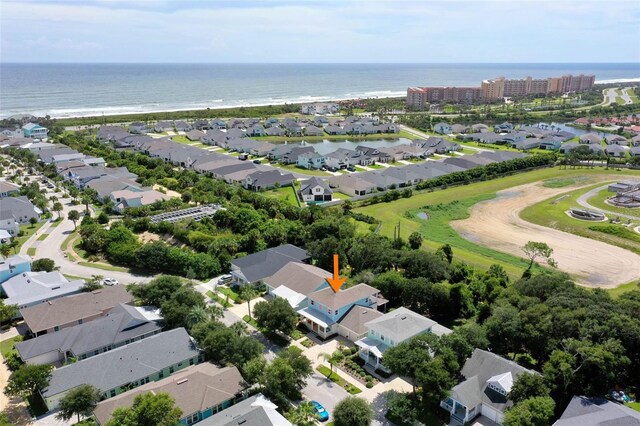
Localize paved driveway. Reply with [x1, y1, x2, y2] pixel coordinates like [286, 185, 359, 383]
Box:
[301, 371, 349, 414]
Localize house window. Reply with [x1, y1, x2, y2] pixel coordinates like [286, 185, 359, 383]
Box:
[159, 371, 164, 379]
[169, 366, 174, 374]
[110, 389, 116, 398]
[189, 358, 195, 366]
[53, 326, 59, 332]
[327, 309, 332, 315]
[310, 300, 315, 305]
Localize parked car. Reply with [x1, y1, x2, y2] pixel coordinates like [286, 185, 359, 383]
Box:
[320, 166, 327, 171]
[253, 159, 262, 164]
[219, 274, 233, 284]
[102, 278, 119, 286]
[347, 166, 356, 172]
[269, 160, 278, 164]
[311, 401, 329, 422]
[239, 154, 248, 160]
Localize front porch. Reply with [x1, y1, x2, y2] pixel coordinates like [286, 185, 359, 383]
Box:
[298, 307, 336, 340]
[354, 336, 390, 372]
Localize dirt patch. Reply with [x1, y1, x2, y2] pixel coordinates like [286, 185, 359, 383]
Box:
[451, 180, 640, 288]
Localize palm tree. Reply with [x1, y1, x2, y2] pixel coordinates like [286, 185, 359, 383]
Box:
[238, 285, 258, 321]
[68, 210, 80, 230]
[186, 306, 208, 329]
[52, 202, 63, 220]
[317, 350, 345, 378]
[230, 321, 247, 336]
[208, 305, 224, 321]
[286, 402, 320, 426]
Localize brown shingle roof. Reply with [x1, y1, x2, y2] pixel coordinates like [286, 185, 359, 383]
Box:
[93, 363, 245, 425]
[20, 286, 133, 334]
[264, 262, 330, 296]
[337, 305, 382, 335]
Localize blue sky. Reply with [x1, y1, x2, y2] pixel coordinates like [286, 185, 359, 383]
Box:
[1, 0, 639, 63]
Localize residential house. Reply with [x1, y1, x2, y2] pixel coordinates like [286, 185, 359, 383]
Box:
[631, 135, 640, 147]
[580, 133, 602, 144]
[471, 124, 489, 133]
[20, 285, 133, 336]
[226, 128, 246, 139]
[0, 254, 31, 285]
[298, 283, 387, 340]
[264, 118, 279, 128]
[22, 123, 48, 139]
[97, 126, 130, 142]
[0, 128, 23, 138]
[197, 393, 292, 426]
[327, 173, 377, 197]
[285, 124, 303, 136]
[0, 271, 84, 312]
[40, 328, 202, 411]
[246, 125, 266, 137]
[324, 125, 347, 135]
[604, 134, 628, 145]
[211, 119, 227, 129]
[0, 196, 41, 235]
[264, 262, 330, 309]
[175, 121, 193, 132]
[297, 151, 325, 169]
[324, 148, 356, 170]
[494, 122, 514, 133]
[420, 137, 461, 154]
[0, 180, 20, 198]
[242, 170, 295, 191]
[86, 177, 142, 201]
[538, 136, 562, 151]
[16, 303, 162, 365]
[512, 139, 541, 151]
[229, 244, 309, 286]
[299, 177, 333, 202]
[355, 307, 452, 372]
[440, 349, 538, 425]
[94, 363, 246, 426]
[605, 144, 628, 158]
[300, 103, 340, 115]
[433, 122, 453, 134]
[128, 122, 148, 134]
[282, 146, 315, 164]
[304, 125, 324, 137]
[265, 126, 285, 137]
[154, 121, 174, 132]
[313, 116, 329, 126]
[559, 142, 603, 155]
[631, 146, 640, 157]
[186, 130, 206, 141]
[202, 129, 228, 146]
[110, 189, 172, 213]
[553, 396, 640, 426]
[502, 131, 528, 146]
[451, 124, 469, 134]
[194, 119, 211, 131]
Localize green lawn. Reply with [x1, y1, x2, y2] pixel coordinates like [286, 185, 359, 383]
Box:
[587, 187, 640, 219]
[332, 191, 352, 200]
[542, 178, 576, 188]
[14, 221, 46, 252]
[171, 135, 194, 144]
[369, 164, 384, 169]
[36, 233, 49, 241]
[263, 185, 301, 207]
[626, 401, 640, 412]
[207, 291, 233, 308]
[520, 183, 640, 256]
[0, 335, 23, 359]
[275, 163, 331, 176]
[242, 314, 258, 327]
[27, 247, 36, 256]
[316, 365, 362, 394]
[217, 286, 242, 303]
[356, 168, 640, 280]
[77, 261, 129, 272]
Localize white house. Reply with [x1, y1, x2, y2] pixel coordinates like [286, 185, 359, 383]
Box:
[433, 122, 453, 134]
[299, 177, 333, 203]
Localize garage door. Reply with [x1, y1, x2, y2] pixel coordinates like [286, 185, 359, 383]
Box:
[481, 404, 501, 423]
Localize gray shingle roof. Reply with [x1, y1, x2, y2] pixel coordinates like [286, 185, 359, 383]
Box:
[42, 328, 200, 398]
[451, 349, 536, 412]
[198, 394, 291, 426]
[554, 396, 640, 426]
[364, 307, 449, 343]
[230, 244, 309, 283]
[15, 303, 162, 362]
[338, 305, 382, 335]
[299, 177, 332, 195]
[264, 262, 330, 296]
[309, 283, 380, 311]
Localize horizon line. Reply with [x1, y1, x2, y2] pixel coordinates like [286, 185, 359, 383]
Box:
[2, 61, 639, 65]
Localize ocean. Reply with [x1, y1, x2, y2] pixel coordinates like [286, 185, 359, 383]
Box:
[1, 63, 639, 119]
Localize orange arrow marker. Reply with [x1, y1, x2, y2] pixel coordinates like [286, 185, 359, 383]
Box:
[327, 253, 346, 293]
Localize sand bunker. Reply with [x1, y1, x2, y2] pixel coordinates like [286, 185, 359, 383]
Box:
[451, 182, 640, 288]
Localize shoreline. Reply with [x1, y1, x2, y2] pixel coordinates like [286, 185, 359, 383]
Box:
[3, 77, 638, 123]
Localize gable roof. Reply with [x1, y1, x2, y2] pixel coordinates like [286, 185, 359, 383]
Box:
[15, 304, 162, 362]
[554, 396, 640, 426]
[20, 285, 133, 334]
[309, 283, 380, 311]
[230, 244, 309, 283]
[42, 328, 199, 398]
[451, 349, 536, 412]
[93, 363, 244, 425]
[198, 393, 291, 426]
[364, 307, 450, 343]
[299, 177, 332, 195]
[264, 262, 330, 296]
[338, 305, 383, 336]
[1, 271, 85, 307]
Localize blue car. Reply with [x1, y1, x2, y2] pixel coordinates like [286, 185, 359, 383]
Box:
[311, 401, 329, 422]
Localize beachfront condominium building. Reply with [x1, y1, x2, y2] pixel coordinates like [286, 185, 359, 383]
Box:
[406, 87, 482, 109]
[407, 74, 596, 108]
[480, 74, 596, 100]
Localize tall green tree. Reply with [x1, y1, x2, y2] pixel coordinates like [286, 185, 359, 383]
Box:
[56, 384, 101, 423]
[68, 210, 80, 230]
[253, 297, 297, 335]
[106, 392, 182, 426]
[508, 373, 550, 405]
[503, 396, 555, 426]
[238, 285, 258, 320]
[287, 402, 319, 426]
[333, 397, 374, 426]
[4, 364, 53, 398]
